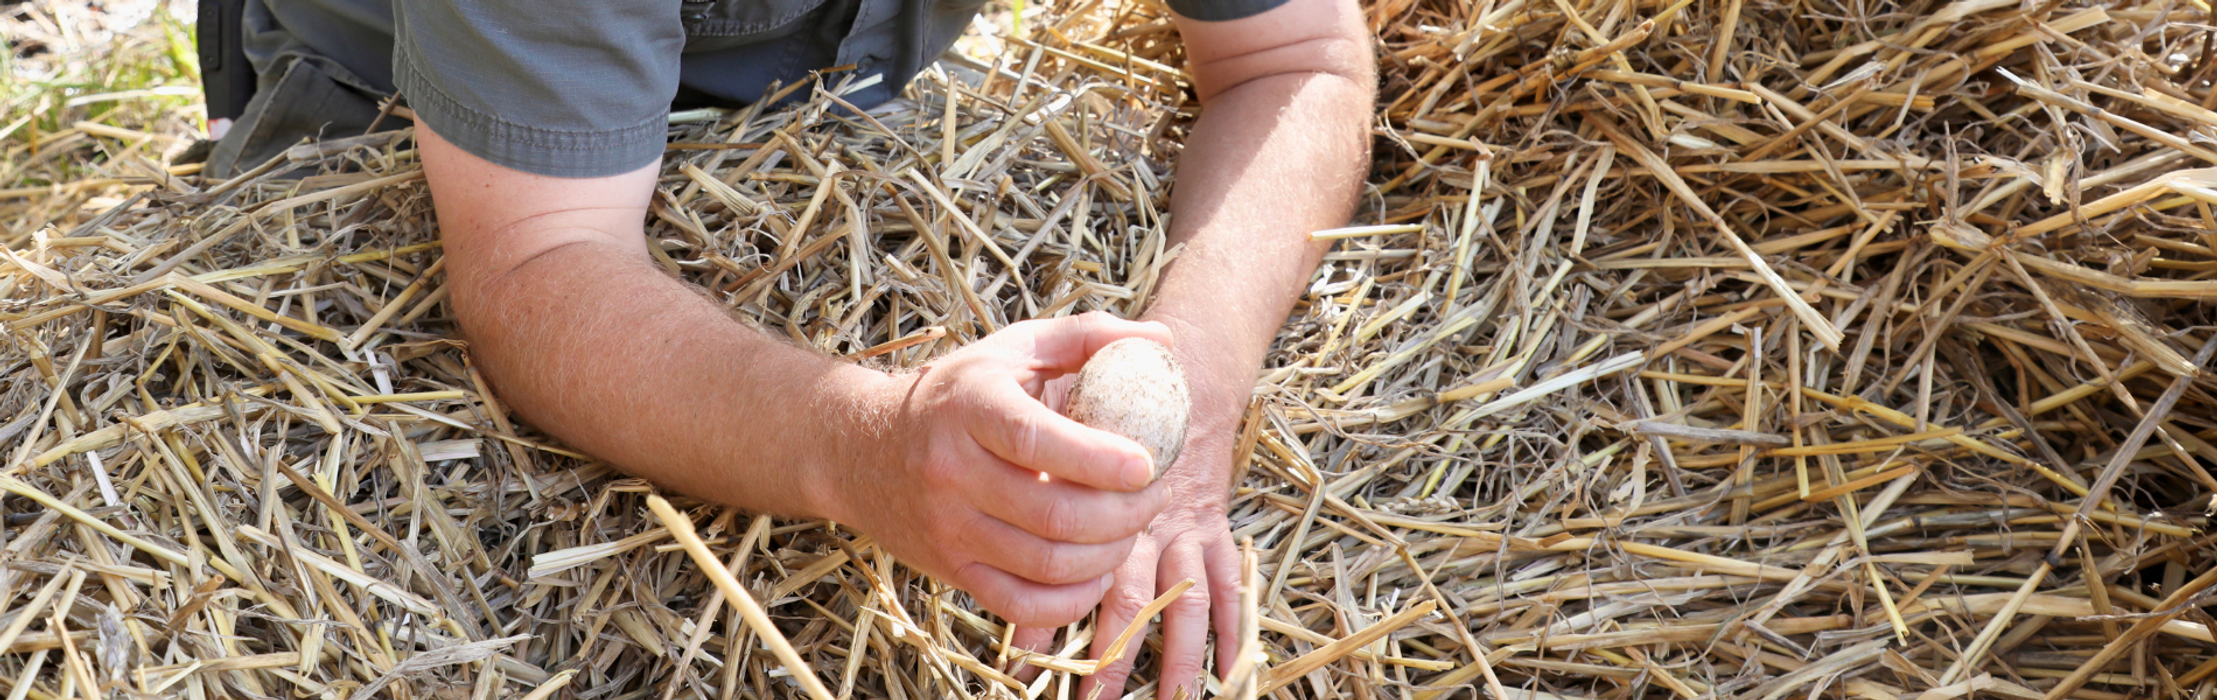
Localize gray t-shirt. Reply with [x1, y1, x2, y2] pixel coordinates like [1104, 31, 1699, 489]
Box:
[234, 0, 1289, 178]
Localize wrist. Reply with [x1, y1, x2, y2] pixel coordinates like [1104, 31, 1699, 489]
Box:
[1138, 319, 1256, 477]
[794, 365, 908, 525]
[1143, 320, 1243, 404]
[1142, 312, 1258, 433]
[1141, 323, 1256, 511]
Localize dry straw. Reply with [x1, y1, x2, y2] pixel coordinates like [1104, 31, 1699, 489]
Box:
[3, 0, 2217, 697]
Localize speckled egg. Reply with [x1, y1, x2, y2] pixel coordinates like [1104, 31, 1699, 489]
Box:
[1065, 338, 1191, 482]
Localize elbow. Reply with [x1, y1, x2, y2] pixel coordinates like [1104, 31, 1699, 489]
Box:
[446, 237, 599, 352]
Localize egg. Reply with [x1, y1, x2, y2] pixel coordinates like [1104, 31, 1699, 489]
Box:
[1064, 337, 1191, 482]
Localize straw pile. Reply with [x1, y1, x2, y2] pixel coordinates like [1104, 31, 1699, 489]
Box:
[5, 0, 2217, 697]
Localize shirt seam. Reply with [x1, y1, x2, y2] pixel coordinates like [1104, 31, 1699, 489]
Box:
[687, 0, 832, 37]
[395, 49, 670, 152]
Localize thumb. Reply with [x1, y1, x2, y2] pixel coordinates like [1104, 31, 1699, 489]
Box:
[995, 311, 1174, 379]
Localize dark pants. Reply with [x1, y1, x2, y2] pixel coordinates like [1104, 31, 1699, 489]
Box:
[198, 0, 397, 177]
[197, 0, 963, 178]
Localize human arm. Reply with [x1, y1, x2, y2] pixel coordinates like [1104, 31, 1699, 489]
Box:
[416, 120, 1173, 627]
[1009, 0, 1377, 694]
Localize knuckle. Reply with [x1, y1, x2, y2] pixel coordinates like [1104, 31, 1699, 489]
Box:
[1005, 407, 1043, 466]
[927, 513, 966, 552]
[919, 448, 962, 488]
[996, 596, 1039, 626]
[1003, 318, 1051, 344]
[1169, 585, 1211, 613]
[1034, 546, 1070, 584]
[1035, 544, 1094, 585]
[997, 590, 1062, 628]
[1128, 493, 1167, 530]
[1104, 584, 1154, 614]
[949, 510, 998, 552]
[1039, 496, 1080, 542]
[1078, 312, 1118, 336]
[952, 561, 988, 587]
[960, 568, 1021, 618]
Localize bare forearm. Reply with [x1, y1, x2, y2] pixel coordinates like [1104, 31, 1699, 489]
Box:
[416, 119, 879, 519]
[1145, 70, 1373, 445]
[452, 241, 879, 517]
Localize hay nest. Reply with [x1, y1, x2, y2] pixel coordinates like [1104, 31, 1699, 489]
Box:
[5, 0, 2217, 698]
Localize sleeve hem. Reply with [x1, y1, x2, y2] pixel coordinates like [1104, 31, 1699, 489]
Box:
[1164, 0, 1290, 22]
[394, 48, 668, 178]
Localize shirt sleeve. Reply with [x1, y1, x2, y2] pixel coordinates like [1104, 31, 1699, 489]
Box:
[1163, 0, 1289, 22]
[392, 0, 685, 178]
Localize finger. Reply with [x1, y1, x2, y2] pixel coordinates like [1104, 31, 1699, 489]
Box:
[964, 379, 1153, 491]
[994, 311, 1174, 377]
[1008, 626, 1059, 682]
[959, 563, 1116, 629]
[1042, 373, 1077, 412]
[963, 512, 1138, 586]
[1154, 539, 1215, 700]
[1081, 536, 1162, 700]
[969, 456, 1168, 544]
[1205, 536, 1245, 677]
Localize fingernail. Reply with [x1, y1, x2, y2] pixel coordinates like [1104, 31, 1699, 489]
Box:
[1098, 573, 1116, 592]
[1129, 452, 1156, 490]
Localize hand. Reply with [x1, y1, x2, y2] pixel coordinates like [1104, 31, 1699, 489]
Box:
[1012, 375, 1245, 700]
[829, 312, 1176, 628]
